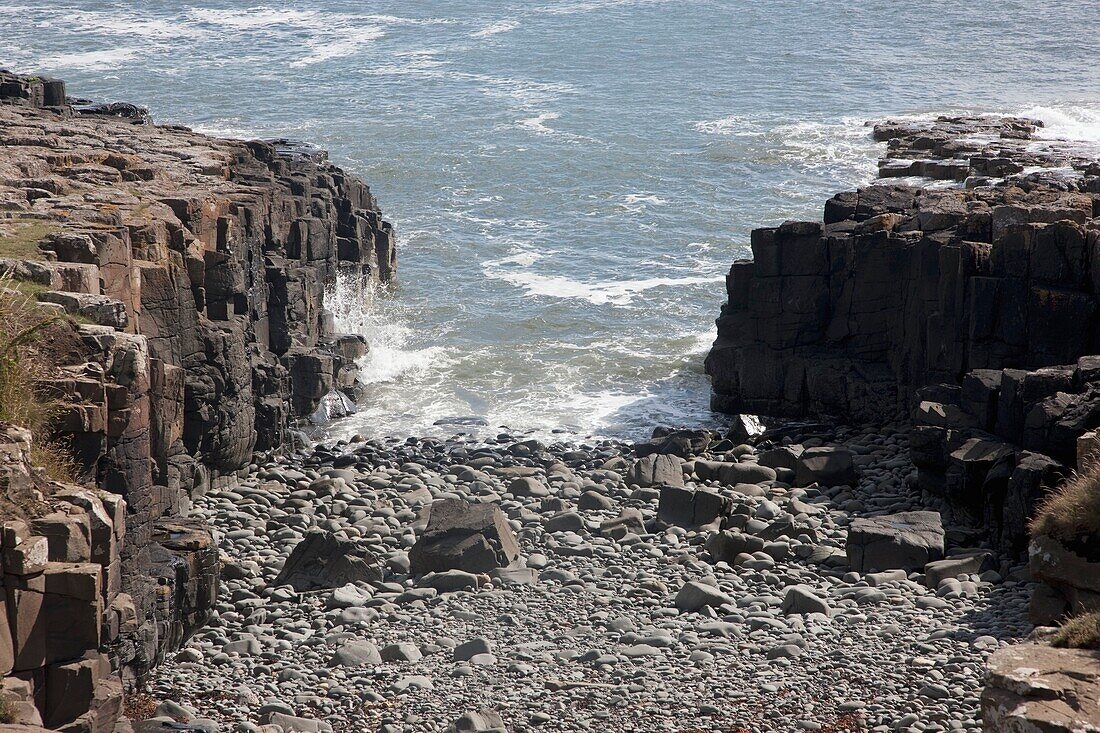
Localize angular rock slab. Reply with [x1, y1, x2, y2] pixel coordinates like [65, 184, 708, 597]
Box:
[981, 642, 1100, 733]
[409, 499, 520, 574]
[273, 530, 381, 592]
[625, 454, 684, 488]
[658, 487, 730, 528]
[846, 511, 944, 573]
[795, 446, 857, 487]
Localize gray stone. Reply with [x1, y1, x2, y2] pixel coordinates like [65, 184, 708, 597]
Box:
[846, 511, 945, 572]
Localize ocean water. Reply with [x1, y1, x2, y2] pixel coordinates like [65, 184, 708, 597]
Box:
[4, 1, 1098, 440]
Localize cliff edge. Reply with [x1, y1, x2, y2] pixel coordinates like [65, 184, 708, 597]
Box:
[0, 70, 394, 730]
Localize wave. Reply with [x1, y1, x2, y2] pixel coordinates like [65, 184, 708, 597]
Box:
[42, 48, 138, 70]
[483, 268, 723, 306]
[517, 111, 559, 135]
[326, 271, 448, 385]
[291, 26, 386, 67]
[471, 20, 520, 38]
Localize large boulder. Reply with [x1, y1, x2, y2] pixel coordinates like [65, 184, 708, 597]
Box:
[657, 487, 730, 528]
[674, 580, 733, 612]
[625, 454, 684, 488]
[273, 531, 381, 592]
[795, 447, 857, 487]
[409, 499, 520, 574]
[694, 460, 776, 485]
[846, 511, 945, 573]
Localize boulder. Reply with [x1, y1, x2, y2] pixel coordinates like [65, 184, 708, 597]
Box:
[674, 581, 733, 612]
[923, 551, 994, 588]
[795, 447, 857, 487]
[657, 487, 730, 528]
[625, 454, 684, 488]
[781, 585, 831, 616]
[329, 640, 382, 667]
[599, 509, 646, 540]
[694, 460, 776, 485]
[846, 511, 945, 572]
[273, 531, 381, 592]
[726, 414, 765, 443]
[448, 710, 508, 733]
[409, 499, 520, 574]
[705, 531, 765, 564]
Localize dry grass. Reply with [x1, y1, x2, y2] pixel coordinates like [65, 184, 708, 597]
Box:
[1051, 611, 1100, 650]
[0, 220, 56, 260]
[1029, 466, 1100, 546]
[0, 273, 83, 486]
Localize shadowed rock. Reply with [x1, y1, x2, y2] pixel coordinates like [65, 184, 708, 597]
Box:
[409, 499, 520, 574]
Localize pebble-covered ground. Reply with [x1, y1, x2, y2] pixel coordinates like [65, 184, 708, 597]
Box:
[149, 423, 1032, 733]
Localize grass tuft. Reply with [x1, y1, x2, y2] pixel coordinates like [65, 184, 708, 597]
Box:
[0, 220, 57, 260]
[1029, 466, 1100, 546]
[0, 273, 83, 488]
[1051, 611, 1100, 650]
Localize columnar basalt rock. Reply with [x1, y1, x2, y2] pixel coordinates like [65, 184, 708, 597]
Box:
[0, 69, 396, 702]
[706, 116, 1100, 423]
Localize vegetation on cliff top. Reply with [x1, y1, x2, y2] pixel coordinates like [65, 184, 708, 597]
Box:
[1029, 466, 1100, 548]
[1051, 611, 1100, 650]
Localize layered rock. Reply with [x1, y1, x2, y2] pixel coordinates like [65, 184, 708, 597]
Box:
[706, 115, 1100, 423]
[706, 115, 1100, 554]
[0, 68, 395, 702]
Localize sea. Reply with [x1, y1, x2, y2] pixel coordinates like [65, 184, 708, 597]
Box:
[3, 0, 1099, 440]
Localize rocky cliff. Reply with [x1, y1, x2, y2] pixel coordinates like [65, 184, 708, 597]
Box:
[706, 115, 1100, 731]
[0, 70, 395, 730]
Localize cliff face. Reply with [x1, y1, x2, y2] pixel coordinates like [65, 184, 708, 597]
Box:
[0, 71, 394, 729]
[706, 115, 1100, 567]
[706, 116, 1100, 423]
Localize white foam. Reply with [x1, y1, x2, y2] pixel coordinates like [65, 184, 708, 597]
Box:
[44, 48, 138, 70]
[484, 268, 723, 306]
[517, 111, 560, 135]
[693, 115, 764, 137]
[472, 20, 519, 38]
[187, 7, 319, 29]
[617, 193, 668, 213]
[326, 271, 449, 385]
[291, 26, 386, 67]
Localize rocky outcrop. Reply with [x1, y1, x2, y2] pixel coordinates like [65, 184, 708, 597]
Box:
[0, 67, 395, 710]
[705, 115, 1100, 555]
[706, 115, 1100, 423]
[0, 423, 213, 732]
[981, 642, 1100, 732]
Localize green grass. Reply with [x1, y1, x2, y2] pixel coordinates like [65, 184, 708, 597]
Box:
[0, 221, 56, 260]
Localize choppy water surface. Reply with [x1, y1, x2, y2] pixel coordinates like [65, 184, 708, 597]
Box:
[4, 1, 1099, 439]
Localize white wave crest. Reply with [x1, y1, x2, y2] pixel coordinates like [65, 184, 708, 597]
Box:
[517, 111, 559, 135]
[43, 48, 138, 70]
[472, 20, 519, 38]
[484, 268, 723, 306]
[326, 270, 448, 385]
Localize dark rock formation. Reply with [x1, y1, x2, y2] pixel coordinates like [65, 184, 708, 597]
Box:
[273, 530, 381, 592]
[409, 499, 521, 574]
[706, 116, 1100, 423]
[706, 114, 1100, 554]
[0, 68, 397, 721]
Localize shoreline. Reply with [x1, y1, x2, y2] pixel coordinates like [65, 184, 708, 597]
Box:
[0, 71, 1097, 732]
